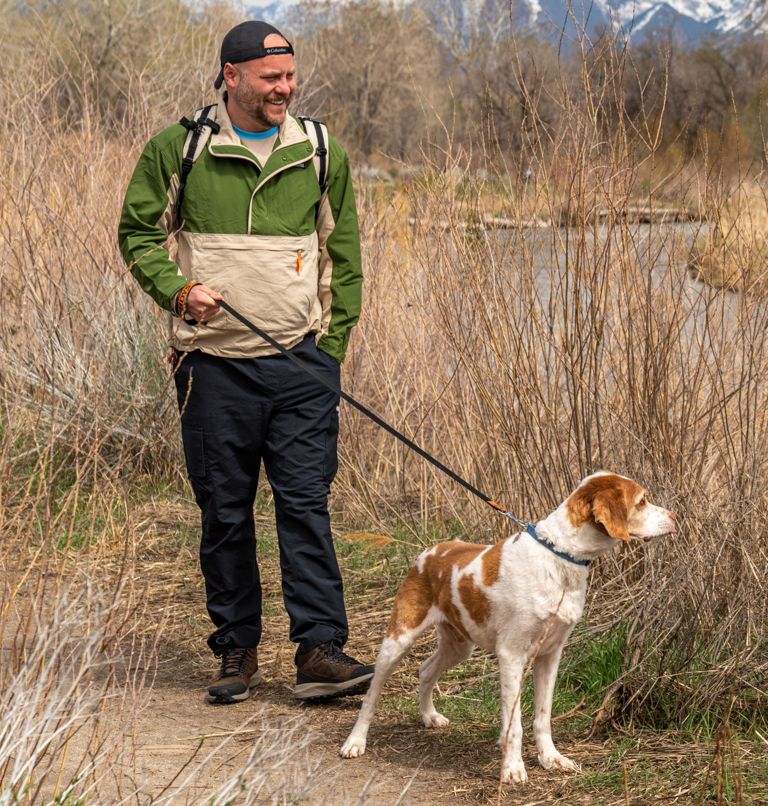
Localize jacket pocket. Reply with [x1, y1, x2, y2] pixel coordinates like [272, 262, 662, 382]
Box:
[183, 232, 321, 343]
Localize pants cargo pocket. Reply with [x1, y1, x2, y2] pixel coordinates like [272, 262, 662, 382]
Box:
[323, 404, 339, 484]
[182, 427, 207, 483]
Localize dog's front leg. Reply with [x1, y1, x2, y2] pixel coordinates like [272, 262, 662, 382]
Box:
[497, 648, 527, 784]
[533, 647, 580, 773]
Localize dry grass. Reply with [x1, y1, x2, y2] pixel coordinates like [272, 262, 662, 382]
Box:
[688, 180, 768, 292]
[0, 4, 766, 803]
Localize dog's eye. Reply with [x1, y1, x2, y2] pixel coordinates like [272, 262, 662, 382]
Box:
[637, 496, 647, 508]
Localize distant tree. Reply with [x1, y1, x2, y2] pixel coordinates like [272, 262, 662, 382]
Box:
[622, 32, 768, 163]
[2, 0, 239, 135]
[289, 0, 444, 163]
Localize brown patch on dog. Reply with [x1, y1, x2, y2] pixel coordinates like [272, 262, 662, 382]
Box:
[458, 573, 490, 625]
[387, 565, 432, 638]
[566, 474, 643, 541]
[425, 542, 488, 639]
[428, 541, 486, 570]
[387, 541, 495, 642]
[481, 542, 503, 586]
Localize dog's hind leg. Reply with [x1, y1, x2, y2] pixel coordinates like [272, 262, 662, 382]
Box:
[341, 564, 435, 759]
[340, 621, 429, 758]
[419, 623, 472, 728]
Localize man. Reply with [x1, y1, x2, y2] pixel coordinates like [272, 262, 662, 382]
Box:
[119, 21, 373, 704]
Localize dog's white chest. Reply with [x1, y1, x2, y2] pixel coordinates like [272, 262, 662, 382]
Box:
[543, 586, 585, 624]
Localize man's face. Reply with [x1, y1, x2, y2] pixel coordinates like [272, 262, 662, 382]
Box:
[224, 38, 296, 131]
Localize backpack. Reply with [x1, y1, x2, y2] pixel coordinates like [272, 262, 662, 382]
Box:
[174, 104, 329, 230]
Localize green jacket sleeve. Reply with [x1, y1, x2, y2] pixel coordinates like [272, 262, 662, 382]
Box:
[316, 138, 363, 363]
[118, 132, 187, 312]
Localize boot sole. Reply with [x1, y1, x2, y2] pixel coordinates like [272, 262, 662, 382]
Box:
[206, 670, 262, 705]
[294, 671, 374, 701]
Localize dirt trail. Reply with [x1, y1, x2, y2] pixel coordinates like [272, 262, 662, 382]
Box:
[127, 648, 565, 805]
[104, 509, 606, 804]
[117, 585, 592, 806]
[6, 504, 733, 804]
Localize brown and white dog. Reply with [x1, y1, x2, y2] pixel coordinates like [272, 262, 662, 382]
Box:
[340, 472, 677, 783]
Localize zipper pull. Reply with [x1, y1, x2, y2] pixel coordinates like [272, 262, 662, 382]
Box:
[296, 250, 302, 273]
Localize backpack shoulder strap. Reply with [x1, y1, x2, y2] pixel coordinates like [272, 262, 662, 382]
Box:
[173, 104, 220, 230]
[298, 115, 329, 195]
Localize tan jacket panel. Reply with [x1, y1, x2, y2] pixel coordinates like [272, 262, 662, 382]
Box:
[170, 231, 321, 357]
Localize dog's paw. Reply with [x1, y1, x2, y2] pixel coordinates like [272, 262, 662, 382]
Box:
[422, 712, 450, 728]
[340, 735, 367, 758]
[500, 761, 528, 784]
[538, 751, 580, 773]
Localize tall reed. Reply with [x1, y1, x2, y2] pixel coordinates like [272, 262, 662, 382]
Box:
[0, 3, 764, 786]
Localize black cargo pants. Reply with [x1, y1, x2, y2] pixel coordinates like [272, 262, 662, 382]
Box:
[173, 334, 349, 658]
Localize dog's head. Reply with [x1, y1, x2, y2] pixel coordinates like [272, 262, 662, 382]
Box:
[565, 472, 677, 543]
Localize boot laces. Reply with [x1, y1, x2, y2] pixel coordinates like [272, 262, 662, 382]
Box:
[220, 647, 248, 677]
[323, 643, 360, 666]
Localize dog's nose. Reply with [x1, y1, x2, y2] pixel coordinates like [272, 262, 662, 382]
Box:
[666, 512, 679, 534]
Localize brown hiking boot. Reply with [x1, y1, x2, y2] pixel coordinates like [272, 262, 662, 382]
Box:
[206, 646, 261, 704]
[294, 642, 374, 700]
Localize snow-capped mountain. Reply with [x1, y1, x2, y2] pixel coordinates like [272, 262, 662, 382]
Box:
[247, 0, 768, 43]
[246, 1, 290, 24]
[434, 0, 768, 43]
[599, 0, 767, 39]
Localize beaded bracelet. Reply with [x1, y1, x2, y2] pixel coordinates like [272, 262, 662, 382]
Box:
[174, 281, 201, 318]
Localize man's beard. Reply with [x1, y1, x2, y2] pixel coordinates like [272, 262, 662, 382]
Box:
[233, 82, 292, 129]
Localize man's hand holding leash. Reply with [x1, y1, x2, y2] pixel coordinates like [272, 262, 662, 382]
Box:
[186, 284, 222, 324]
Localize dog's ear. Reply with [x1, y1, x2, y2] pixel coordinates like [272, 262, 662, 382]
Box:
[567, 475, 631, 541]
[591, 488, 631, 541]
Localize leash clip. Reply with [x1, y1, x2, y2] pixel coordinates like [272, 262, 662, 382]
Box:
[488, 500, 530, 529]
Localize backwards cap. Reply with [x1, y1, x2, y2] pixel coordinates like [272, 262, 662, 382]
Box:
[214, 20, 294, 89]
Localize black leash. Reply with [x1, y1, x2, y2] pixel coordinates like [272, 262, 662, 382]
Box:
[217, 302, 591, 565]
[217, 300, 528, 526]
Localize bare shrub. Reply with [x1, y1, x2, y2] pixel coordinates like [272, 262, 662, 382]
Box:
[335, 33, 768, 729]
[2, 0, 239, 138]
[688, 179, 768, 292]
[0, 575, 150, 803]
[0, 573, 350, 804]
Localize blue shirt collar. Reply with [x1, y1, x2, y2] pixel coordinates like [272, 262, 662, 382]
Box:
[232, 124, 278, 140]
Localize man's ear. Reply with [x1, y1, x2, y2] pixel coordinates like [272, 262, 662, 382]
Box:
[592, 490, 631, 541]
[222, 63, 240, 89]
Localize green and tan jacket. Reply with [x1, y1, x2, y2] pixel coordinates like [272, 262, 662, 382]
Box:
[118, 100, 362, 362]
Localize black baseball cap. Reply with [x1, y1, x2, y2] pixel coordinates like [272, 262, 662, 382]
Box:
[214, 21, 294, 89]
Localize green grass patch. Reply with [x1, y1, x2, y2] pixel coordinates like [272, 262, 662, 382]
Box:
[559, 623, 628, 703]
[334, 516, 471, 599]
